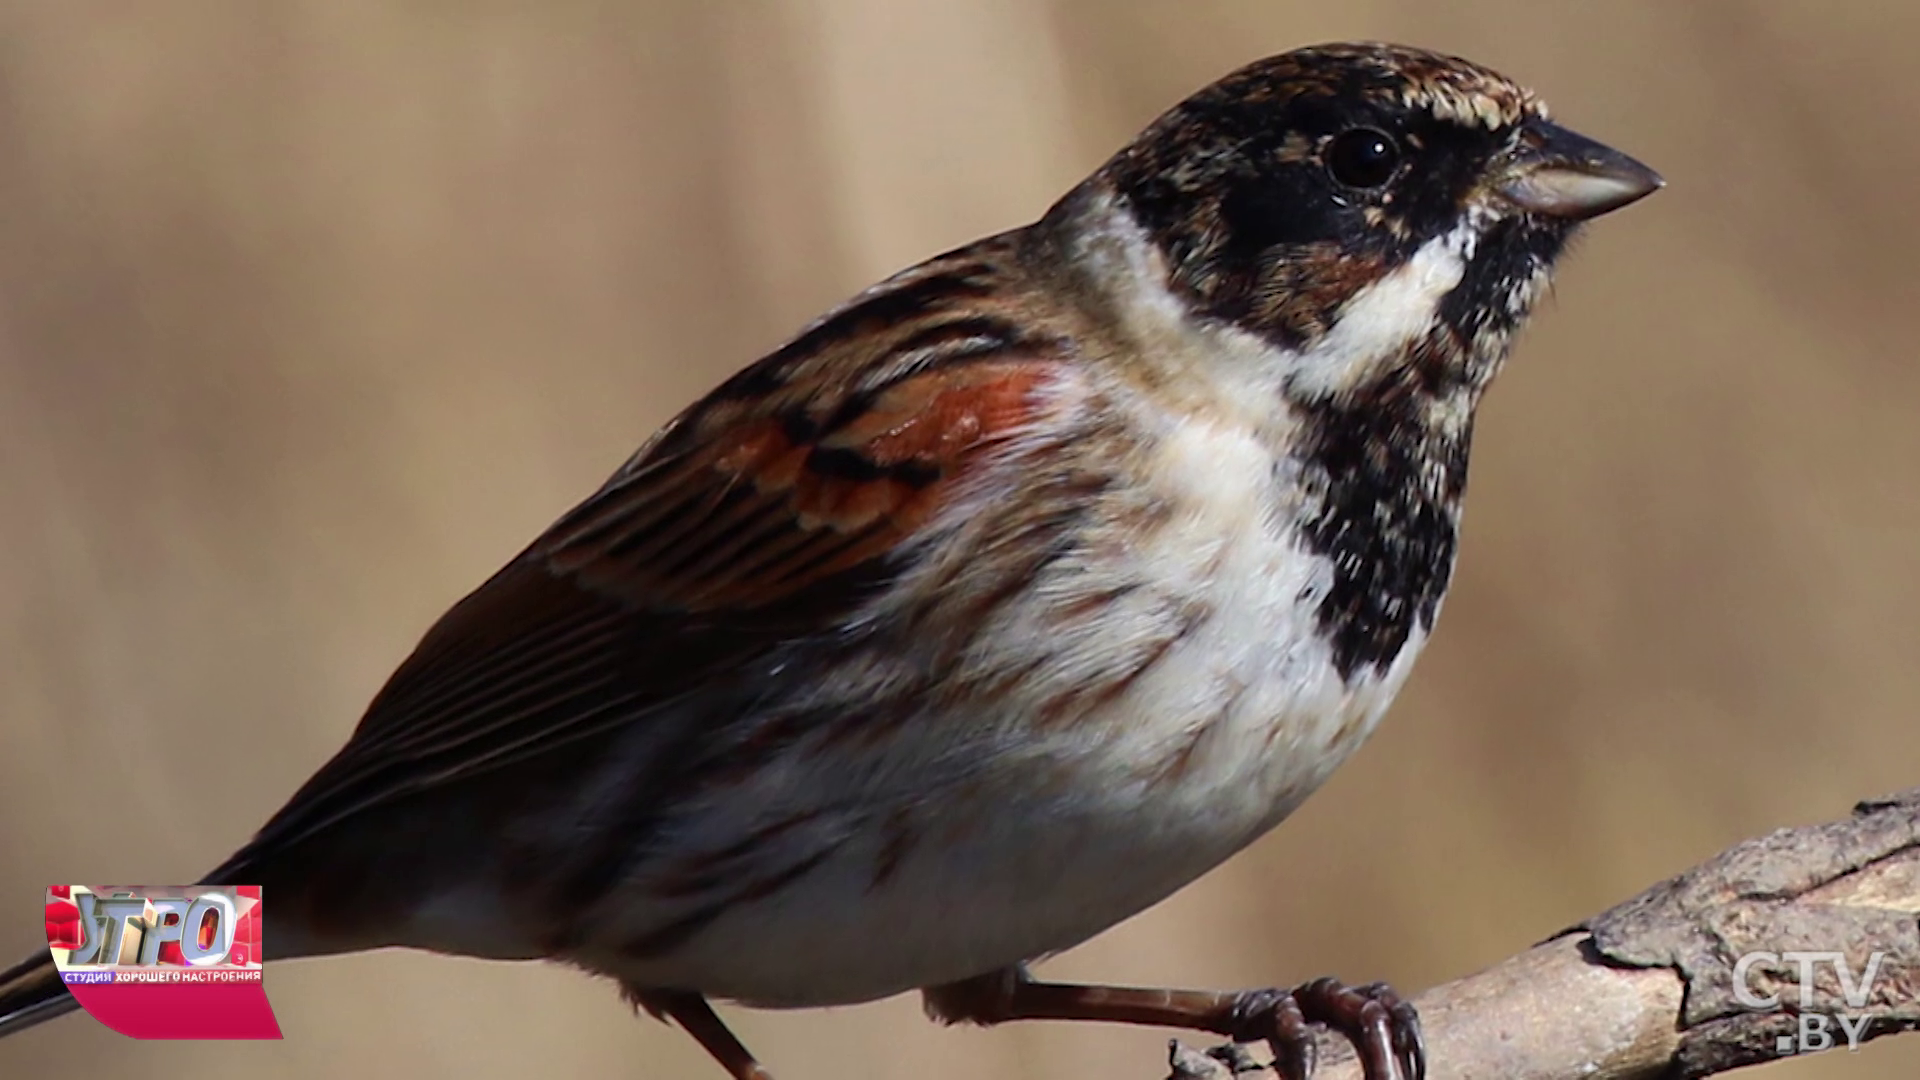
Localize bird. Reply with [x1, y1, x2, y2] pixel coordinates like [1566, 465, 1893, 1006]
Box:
[0, 40, 1659, 1080]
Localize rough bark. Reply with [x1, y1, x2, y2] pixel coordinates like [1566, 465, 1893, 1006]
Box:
[1168, 790, 1920, 1080]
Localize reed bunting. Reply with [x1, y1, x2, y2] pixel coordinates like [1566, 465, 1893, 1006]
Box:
[0, 41, 1659, 1080]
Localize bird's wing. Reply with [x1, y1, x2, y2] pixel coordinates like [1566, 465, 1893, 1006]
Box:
[234, 244, 1072, 857]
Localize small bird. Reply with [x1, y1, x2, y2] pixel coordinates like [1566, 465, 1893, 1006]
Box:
[0, 41, 1658, 1080]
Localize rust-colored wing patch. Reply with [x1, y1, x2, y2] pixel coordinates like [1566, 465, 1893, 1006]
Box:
[543, 359, 1049, 611]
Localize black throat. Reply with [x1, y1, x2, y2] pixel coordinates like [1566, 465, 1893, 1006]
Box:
[1294, 371, 1472, 683]
[1289, 216, 1572, 683]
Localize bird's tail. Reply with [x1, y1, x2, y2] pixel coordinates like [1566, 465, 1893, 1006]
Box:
[0, 950, 77, 1038]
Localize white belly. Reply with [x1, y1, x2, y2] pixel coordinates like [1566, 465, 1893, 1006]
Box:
[567, 415, 1431, 1006]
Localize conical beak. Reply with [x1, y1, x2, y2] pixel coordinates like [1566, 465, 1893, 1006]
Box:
[1496, 119, 1664, 220]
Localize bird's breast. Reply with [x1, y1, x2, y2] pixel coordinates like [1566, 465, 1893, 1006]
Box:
[988, 408, 1427, 850]
[554, 374, 1442, 1008]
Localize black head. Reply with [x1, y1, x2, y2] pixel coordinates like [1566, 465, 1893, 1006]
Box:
[1092, 42, 1660, 377]
[1069, 44, 1660, 684]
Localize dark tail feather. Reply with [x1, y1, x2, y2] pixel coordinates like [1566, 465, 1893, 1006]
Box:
[0, 952, 77, 1038]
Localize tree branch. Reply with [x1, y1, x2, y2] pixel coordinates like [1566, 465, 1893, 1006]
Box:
[1167, 790, 1920, 1080]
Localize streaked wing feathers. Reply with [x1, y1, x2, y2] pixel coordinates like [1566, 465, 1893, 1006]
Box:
[225, 242, 1069, 860]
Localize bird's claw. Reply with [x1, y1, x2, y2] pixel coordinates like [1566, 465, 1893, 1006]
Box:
[1224, 978, 1424, 1080]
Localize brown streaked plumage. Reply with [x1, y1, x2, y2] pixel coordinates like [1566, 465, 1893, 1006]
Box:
[0, 41, 1661, 1080]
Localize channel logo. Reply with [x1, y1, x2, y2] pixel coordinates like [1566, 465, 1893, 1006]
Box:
[44, 885, 280, 1038]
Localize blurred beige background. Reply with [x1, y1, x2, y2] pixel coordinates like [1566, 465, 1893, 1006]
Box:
[1, 2, 1916, 1077]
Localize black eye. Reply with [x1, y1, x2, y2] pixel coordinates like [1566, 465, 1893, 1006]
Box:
[1326, 127, 1401, 189]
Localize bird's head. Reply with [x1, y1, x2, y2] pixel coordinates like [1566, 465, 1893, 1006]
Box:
[1081, 41, 1661, 406]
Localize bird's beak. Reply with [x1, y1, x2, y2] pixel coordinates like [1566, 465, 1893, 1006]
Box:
[1495, 119, 1664, 220]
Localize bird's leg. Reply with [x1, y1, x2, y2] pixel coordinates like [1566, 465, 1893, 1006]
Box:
[625, 987, 774, 1080]
[924, 967, 1423, 1080]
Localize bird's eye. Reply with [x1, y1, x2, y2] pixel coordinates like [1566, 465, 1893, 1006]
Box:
[1326, 128, 1401, 189]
